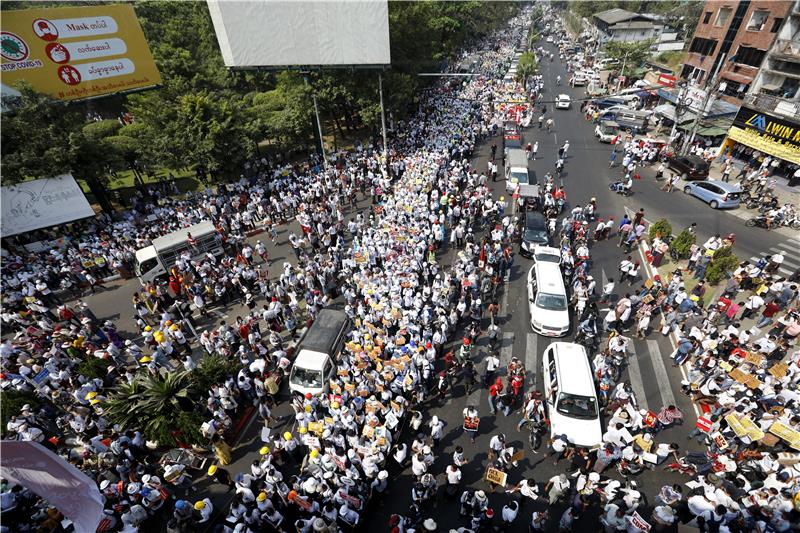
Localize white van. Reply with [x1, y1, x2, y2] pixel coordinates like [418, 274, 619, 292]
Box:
[542, 342, 602, 448]
[289, 309, 350, 395]
[505, 149, 530, 193]
[527, 262, 569, 337]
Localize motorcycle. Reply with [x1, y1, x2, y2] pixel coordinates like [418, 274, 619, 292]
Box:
[609, 181, 632, 196]
[745, 216, 768, 228]
[528, 418, 547, 451]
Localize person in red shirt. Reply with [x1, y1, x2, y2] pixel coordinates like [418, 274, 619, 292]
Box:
[488, 378, 504, 415]
[756, 301, 781, 328]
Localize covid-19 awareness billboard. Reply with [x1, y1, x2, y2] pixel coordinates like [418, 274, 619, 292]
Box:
[1, 4, 161, 101]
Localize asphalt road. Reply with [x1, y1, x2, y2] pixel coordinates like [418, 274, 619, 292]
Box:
[64, 39, 800, 532]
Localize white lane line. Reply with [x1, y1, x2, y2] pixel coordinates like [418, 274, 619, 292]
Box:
[626, 342, 649, 411]
[499, 332, 515, 374]
[501, 278, 511, 320]
[647, 340, 677, 410]
[526, 333, 538, 391]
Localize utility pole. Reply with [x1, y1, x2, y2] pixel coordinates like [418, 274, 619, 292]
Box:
[668, 82, 689, 152]
[378, 72, 389, 176]
[616, 51, 629, 92]
[302, 73, 328, 169]
[681, 53, 726, 155]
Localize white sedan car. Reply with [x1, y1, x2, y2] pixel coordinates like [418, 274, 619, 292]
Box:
[555, 94, 571, 109]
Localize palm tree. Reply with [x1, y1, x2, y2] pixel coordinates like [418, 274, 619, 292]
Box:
[106, 371, 196, 445]
[516, 52, 538, 88]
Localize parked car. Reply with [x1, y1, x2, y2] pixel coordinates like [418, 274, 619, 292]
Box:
[555, 94, 571, 109]
[667, 154, 710, 181]
[683, 180, 742, 209]
[595, 120, 620, 143]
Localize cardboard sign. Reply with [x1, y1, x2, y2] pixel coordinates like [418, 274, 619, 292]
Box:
[719, 361, 734, 372]
[634, 435, 653, 453]
[739, 416, 765, 441]
[324, 417, 334, 426]
[485, 468, 507, 487]
[362, 425, 375, 439]
[338, 490, 362, 509]
[745, 375, 761, 390]
[769, 422, 800, 444]
[344, 382, 356, 392]
[696, 416, 713, 433]
[628, 511, 652, 533]
[712, 432, 728, 450]
[307, 422, 323, 435]
[511, 449, 525, 463]
[745, 352, 763, 366]
[302, 435, 321, 448]
[385, 411, 399, 429]
[769, 363, 788, 379]
[729, 368, 749, 384]
[391, 401, 402, 412]
[725, 414, 747, 438]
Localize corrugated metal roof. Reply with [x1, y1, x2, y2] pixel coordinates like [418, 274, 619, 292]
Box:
[594, 8, 642, 24]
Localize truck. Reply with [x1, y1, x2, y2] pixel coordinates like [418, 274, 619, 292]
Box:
[505, 149, 531, 193]
[288, 309, 351, 395]
[134, 220, 224, 284]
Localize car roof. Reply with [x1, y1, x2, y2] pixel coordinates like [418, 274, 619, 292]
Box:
[293, 350, 329, 370]
[550, 342, 594, 394]
[534, 262, 566, 294]
[684, 154, 707, 163]
[534, 245, 561, 256]
[558, 94, 570, 99]
[525, 211, 546, 228]
[298, 309, 348, 353]
[700, 180, 742, 192]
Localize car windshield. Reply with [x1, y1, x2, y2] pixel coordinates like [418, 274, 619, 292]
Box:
[290, 366, 323, 388]
[535, 292, 567, 310]
[524, 229, 547, 243]
[511, 171, 528, 184]
[556, 392, 598, 418]
[534, 252, 560, 263]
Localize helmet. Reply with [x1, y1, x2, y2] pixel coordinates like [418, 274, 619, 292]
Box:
[207, 465, 218, 476]
[310, 449, 319, 458]
[169, 324, 179, 331]
[259, 446, 270, 455]
[283, 432, 292, 441]
[298, 427, 308, 434]
[194, 500, 206, 511]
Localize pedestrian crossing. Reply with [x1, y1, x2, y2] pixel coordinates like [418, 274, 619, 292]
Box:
[464, 327, 688, 419]
[746, 237, 800, 278]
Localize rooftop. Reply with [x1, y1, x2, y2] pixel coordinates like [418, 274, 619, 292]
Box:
[594, 8, 652, 25]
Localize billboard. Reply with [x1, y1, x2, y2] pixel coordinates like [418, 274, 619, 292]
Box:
[207, 0, 390, 68]
[728, 105, 800, 165]
[1, 4, 161, 101]
[1, 175, 96, 237]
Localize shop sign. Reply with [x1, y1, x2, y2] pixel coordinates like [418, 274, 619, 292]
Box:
[728, 105, 800, 164]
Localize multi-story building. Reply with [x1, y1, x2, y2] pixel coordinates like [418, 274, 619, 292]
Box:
[682, 0, 793, 104]
[720, 1, 800, 182]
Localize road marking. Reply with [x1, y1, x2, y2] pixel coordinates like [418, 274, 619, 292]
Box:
[526, 333, 538, 391]
[499, 332, 515, 374]
[646, 340, 677, 409]
[626, 343, 649, 411]
[501, 279, 511, 320]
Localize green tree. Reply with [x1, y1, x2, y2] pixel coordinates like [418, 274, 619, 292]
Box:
[602, 40, 654, 77]
[0, 84, 115, 212]
[516, 52, 538, 87]
[670, 228, 696, 259]
[706, 246, 740, 285]
[648, 218, 673, 241]
[106, 371, 200, 446]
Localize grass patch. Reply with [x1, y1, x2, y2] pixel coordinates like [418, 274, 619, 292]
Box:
[652, 255, 720, 307]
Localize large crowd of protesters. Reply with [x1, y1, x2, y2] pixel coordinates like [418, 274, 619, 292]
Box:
[2, 6, 799, 533]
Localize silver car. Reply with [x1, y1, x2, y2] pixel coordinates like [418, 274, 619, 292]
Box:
[683, 180, 742, 209]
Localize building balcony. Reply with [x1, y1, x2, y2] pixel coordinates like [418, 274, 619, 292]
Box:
[744, 93, 800, 121]
[770, 39, 800, 62]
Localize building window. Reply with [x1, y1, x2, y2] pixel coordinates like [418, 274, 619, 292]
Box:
[746, 9, 769, 31]
[771, 18, 784, 33]
[721, 80, 749, 98]
[703, 11, 712, 23]
[715, 7, 732, 27]
[689, 37, 718, 56]
[736, 45, 766, 67]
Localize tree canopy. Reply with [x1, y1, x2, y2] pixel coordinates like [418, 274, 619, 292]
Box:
[0, 0, 521, 200]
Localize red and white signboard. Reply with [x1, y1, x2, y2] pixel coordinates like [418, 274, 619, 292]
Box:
[657, 73, 677, 88]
